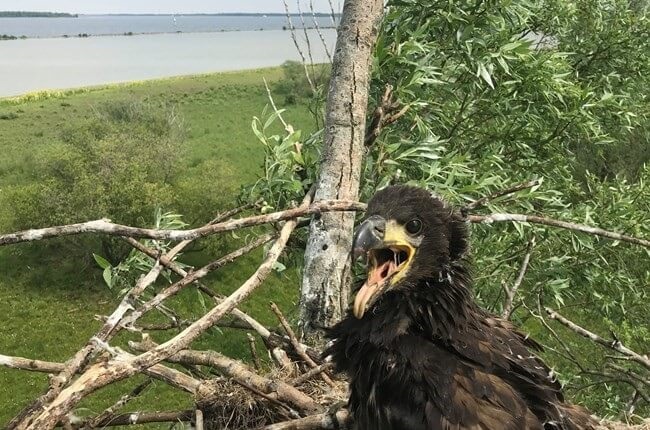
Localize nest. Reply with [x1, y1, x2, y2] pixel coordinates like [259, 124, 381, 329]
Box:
[195, 367, 347, 430]
[197, 378, 285, 430]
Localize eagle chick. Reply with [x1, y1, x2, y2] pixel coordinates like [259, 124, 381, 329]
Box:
[326, 185, 596, 430]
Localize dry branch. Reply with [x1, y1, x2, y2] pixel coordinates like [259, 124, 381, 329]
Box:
[74, 410, 193, 427]
[0, 354, 65, 373]
[120, 234, 274, 328]
[260, 409, 350, 430]
[502, 238, 535, 319]
[130, 339, 321, 416]
[271, 302, 334, 386]
[84, 379, 152, 429]
[0, 200, 364, 246]
[15, 193, 314, 429]
[545, 307, 650, 371]
[468, 213, 650, 248]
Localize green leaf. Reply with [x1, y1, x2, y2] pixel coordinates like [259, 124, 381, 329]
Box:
[93, 253, 111, 270]
[477, 63, 494, 89]
[102, 267, 113, 289]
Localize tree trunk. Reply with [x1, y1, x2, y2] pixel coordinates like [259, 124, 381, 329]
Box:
[299, 0, 384, 336]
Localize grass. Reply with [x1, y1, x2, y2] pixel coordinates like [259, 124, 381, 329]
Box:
[0, 67, 316, 427]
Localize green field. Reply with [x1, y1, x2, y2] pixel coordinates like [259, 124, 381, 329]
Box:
[0, 68, 315, 426]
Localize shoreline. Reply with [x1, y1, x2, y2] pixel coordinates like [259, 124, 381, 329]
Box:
[0, 65, 297, 103]
[0, 26, 336, 41]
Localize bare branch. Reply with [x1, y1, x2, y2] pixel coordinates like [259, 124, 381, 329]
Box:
[17, 193, 315, 429]
[260, 409, 350, 430]
[120, 234, 274, 328]
[72, 410, 193, 427]
[130, 340, 321, 415]
[309, 0, 333, 61]
[468, 213, 650, 248]
[545, 307, 650, 371]
[84, 379, 152, 429]
[195, 409, 204, 430]
[502, 238, 535, 319]
[290, 362, 334, 386]
[296, 0, 316, 69]
[0, 354, 65, 374]
[248, 333, 262, 370]
[271, 302, 334, 387]
[0, 200, 364, 246]
[282, 0, 317, 94]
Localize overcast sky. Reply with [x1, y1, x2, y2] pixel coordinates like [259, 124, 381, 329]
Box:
[0, 0, 342, 14]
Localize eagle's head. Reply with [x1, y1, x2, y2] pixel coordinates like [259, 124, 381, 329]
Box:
[352, 185, 469, 318]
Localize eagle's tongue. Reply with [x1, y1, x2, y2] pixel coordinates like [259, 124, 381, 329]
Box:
[353, 259, 396, 319]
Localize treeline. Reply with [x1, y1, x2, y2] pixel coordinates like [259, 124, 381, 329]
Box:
[0, 11, 78, 18]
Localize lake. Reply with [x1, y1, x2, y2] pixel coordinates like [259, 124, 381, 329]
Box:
[0, 14, 337, 38]
[0, 29, 337, 98]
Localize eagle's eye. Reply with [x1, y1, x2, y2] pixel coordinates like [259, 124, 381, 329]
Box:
[405, 219, 422, 235]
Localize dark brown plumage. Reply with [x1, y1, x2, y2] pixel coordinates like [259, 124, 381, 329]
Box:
[326, 185, 596, 430]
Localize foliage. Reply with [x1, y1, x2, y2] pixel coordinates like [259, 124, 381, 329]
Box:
[248, 0, 650, 418]
[93, 209, 190, 294]
[2, 100, 185, 261]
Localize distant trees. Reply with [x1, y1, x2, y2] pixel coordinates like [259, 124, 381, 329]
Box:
[3, 101, 185, 262]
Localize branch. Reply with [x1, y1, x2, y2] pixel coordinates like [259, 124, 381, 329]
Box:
[84, 379, 153, 429]
[0, 354, 65, 373]
[290, 362, 334, 386]
[130, 340, 321, 415]
[545, 307, 650, 371]
[17, 193, 315, 429]
[468, 213, 650, 248]
[260, 409, 350, 430]
[271, 302, 334, 386]
[309, 0, 333, 62]
[120, 234, 274, 328]
[501, 238, 535, 319]
[71, 410, 193, 427]
[282, 0, 317, 94]
[0, 200, 365, 246]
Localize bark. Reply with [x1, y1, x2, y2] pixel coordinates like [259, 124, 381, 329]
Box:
[300, 0, 384, 335]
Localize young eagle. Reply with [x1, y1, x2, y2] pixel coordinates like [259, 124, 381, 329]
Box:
[326, 186, 596, 430]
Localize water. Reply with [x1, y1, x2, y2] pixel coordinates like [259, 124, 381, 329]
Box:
[0, 29, 336, 98]
[0, 14, 337, 38]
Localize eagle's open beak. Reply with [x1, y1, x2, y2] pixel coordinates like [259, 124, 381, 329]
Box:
[352, 216, 416, 319]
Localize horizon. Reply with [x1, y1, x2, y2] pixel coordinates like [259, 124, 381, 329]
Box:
[0, 1, 341, 15]
[0, 11, 338, 16]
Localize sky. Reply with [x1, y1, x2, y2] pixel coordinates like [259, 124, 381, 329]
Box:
[0, 0, 341, 14]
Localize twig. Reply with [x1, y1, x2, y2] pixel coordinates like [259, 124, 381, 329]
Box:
[296, 0, 316, 69]
[71, 410, 193, 427]
[259, 409, 350, 430]
[130, 339, 321, 416]
[463, 179, 541, 212]
[271, 303, 334, 387]
[263, 77, 290, 131]
[545, 307, 650, 371]
[309, 0, 333, 61]
[0, 200, 365, 246]
[364, 85, 410, 147]
[120, 234, 274, 328]
[233, 378, 300, 419]
[290, 362, 334, 385]
[19, 192, 315, 429]
[195, 409, 204, 430]
[123, 235, 273, 340]
[468, 213, 650, 249]
[501, 237, 535, 319]
[248, 333, 262, 370]
[282, 0, 317, 94]
[84, 379, 153, 429]
[0, 354, 65, 373]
